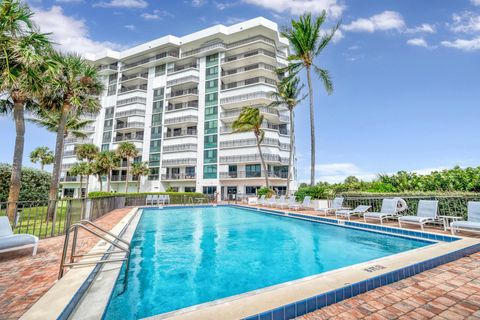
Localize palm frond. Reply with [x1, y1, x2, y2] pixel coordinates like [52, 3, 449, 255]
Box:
[313, 65, 333, 95]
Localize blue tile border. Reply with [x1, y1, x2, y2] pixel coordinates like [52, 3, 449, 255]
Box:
[242, 242, 480, 320]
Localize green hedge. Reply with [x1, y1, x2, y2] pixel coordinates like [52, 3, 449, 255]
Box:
[88, 191, 208, 204]
[0, 163, 51, 202]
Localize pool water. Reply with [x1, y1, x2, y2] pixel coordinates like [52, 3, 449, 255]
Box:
[103, 206, 431, 319]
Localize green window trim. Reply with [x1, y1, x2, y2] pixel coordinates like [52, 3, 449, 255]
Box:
[203, 165, 217, 179]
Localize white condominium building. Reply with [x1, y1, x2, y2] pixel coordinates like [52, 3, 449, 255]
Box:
[60, 17, 296, 199]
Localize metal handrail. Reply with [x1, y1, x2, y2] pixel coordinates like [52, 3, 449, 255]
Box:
[58, 220, 130, 279]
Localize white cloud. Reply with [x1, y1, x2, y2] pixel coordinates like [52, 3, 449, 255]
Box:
[31, 6, 123, 56]
[405, 23, 436, 34]
[441, 36, 480, 51]
[214, 1, 237, 10]
[191, 0, 206, 7]
[412, 167, 448, 175]
[93, 0, 148, 8]
[242, 0, 345, 18]
[448, 11, 480, 33]
[342, 11, 405, 33]
[140, 10, 173, 20]
[124, 24, 135, 30]
[407, 37, 428, 48]
[315, 163, 376, 183]
[471, 0, 480, 6]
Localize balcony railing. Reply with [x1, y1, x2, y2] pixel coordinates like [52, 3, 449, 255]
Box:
[163, 143, 197, 153]
[182, 42, 227, 57]
[227, 35, 276, 50]
[119, 84, 147, 94]
[166, 75, 199, 87]
[161, 173, 196, 180]
[220, 91, 273, 105]
[219, 153, 288, 164]
[60, 176, 79, 182]
[64, 138, 93, 144]
[222, 63, 276, 77]
[113, 135, 144, 142]
[115, 122, 145, 130]
[162, 158, 197, 166]
[116, 97, 147, 107]
[164, 115, 198, 125]
[121, 72, 148, 82]
[220, 106, 280, 119]
[122, 50, 179, 70]
[166, 101, 198, 112]
[221, 77, 276, 91]
[219, 171, 288, 179]
[80, 125, 96, 132]
[167, 63, 198, 74]
[220, 123, 289, 135]
[98, 64, 117, 72]
[63, 150, 76, 157]
[164, 129, 197, 138]
[222, 48, 276, 64]
[111, 175, 127, 182]
[220, 138, 280, 148]
[115, 109, 145, 118]
[166, 88, 198, 99]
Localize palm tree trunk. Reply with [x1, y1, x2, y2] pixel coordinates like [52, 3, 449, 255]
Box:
[85, 174, 89, 198]
[287, 108, 295, 196]
[107, 171, 111, 192]
[124, 159, 129, 193]
[79, 175, 84, 198]
[256, 136, 269, 188]
[47, 105, 69, 220]
[137, 176, 141, 193]
[306, 67, 315, 186]
[40, 163, 44, 171]
[7, 101, 25, 221]
[97, 175, 103, 192]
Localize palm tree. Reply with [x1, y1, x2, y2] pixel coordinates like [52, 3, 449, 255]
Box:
[69, 162, 90, 198]
[280, 12, 339, 186]
[40, 53, 104, 219]
[93, 151, 119, 192]
[29, 146, 54, 171]
[0, 0, 52, 220]
[269, 76, 305, 196]
[75, 143, 99, 195]
[232, 107, 269, 188]
[28, 109, 95, 139]
[130, 162, 149, 193]
[116, 142, 138, 193]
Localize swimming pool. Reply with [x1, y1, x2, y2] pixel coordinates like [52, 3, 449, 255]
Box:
[103, 206, 432, 319]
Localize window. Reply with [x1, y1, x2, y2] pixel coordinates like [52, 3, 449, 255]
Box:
[204, 106, 217, 121]
[184, 187, 196, 192]
[185, 166, 195, 177]
[203, 165, 217, 179]
[149, 153, 160, 167]
[206, 54, 219, 65]
[152, 114, 162, 126]
[104, 119, 113, 129]
[153, 87, 164, 100]
[204, 134, 217, 149]
[148, 167, 159, 180]
[105, 107, 115, 119]
[102, 131, 111, 143]
[150, 140, 161, 153]
[246, 164, 261, 178]
[153, 100, 163, 113]
[245, 186, 260, 195]
[101, 144, 109, 151]
[107, 84, 117, 96]
[206, 66, 218, 80]
[204, 120, 217, 134]
[205, 92, 218, 106]
[202, 186, 217, 194]
[155, 64, 166, 76]
[205, 79, 218, 93]
[204, 150, 217, 164]
[151, 126, 162, 139]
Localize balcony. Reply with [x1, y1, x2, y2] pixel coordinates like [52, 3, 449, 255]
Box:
[166, 75, 199, 87]
[111, 175, 127, 182]
[115, 122, 145, 130]
[219, 138, 280, 149]
[79, 125, 96, 132]
[227, 35, 276, 51]
[220, 91, 274, 109]
[164, 115, 198, 126]
[166, 101, 198, 112]
[120, 72, 148, 84]
[219, 171, 288, 179]
[220, 106, 286, 124]
[115, 109, 145, 118]
[63, 150, 76, 157]
[219, 153, 288, 164]
[164, 129, 197, 139]
[167, 63, 198, 74]
[182, 42, 227, 58]
[166, 88, 198, 99]
[119, 84, 147, 95]
[221, 77, 276, 91]
[221, 49, 277, 68]
[64, 138, 93, 144]
[122, 50, 179, 71]
[116, 97, 147, 107]
[162, 158, 197, 166]
[161, 173, 196, 180]
[221, 63, 276, 82]
[163, 143, 197, 153]
[97, 63, 118, 75]
[60, 176, 79, 182]
[113, 134, 144, 142]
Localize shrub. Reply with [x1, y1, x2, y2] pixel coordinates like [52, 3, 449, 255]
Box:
[0, 163, 51, 202]
[295, 185, 332, 201]
[87, 191, 208, 204]
[257, 187, 275, 197]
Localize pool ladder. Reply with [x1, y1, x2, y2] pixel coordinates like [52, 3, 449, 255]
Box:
[58, 220, 131, 280]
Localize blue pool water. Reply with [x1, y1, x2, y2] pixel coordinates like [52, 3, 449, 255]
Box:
[103, 206, 432, 319]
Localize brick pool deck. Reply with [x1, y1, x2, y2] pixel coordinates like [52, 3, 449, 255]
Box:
[0, 205, 479, 320]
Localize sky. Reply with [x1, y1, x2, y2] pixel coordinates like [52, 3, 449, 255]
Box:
[1, 0, 479, 183]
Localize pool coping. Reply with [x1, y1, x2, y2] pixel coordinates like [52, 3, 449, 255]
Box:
[20, 205, 480, 320]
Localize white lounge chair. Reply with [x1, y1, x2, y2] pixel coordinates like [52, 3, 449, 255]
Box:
[315, 197, 345, 215]
[0, 217, 38, 256]
[257, 195, 266, 206]
[296, 196, 312, 210]
[364, 198, 402, 225]
[267, 196, 277, 207]
[275, 196, 288, 209]
[336, 205, 371, 221]
[451, 201, 480, 234]
[398, 200, 439, 231]
[145, 195, 153, 205]
[146, 194, 158, 206]
[288, 197, 301, 210]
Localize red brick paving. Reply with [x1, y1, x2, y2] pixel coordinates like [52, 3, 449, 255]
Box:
[0, 208, 131, 320]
